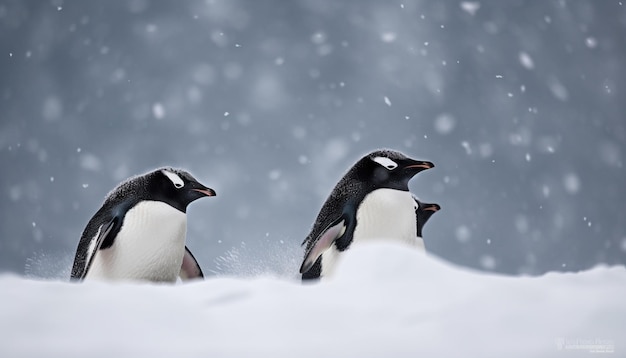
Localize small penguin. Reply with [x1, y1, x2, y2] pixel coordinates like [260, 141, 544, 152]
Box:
[413, 196, 440, 250]
[70, 167, 215, 282]
[300, 149, 434, 280]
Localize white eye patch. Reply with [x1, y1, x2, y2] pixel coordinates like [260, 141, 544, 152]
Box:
[373, 156, 398, 170]
[162, 170, 184, 188]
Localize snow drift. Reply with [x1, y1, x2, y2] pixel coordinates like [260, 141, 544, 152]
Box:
[2, 243, 624, 357]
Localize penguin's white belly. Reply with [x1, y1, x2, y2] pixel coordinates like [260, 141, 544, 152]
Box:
[87, 201, 187, 282]
[321, 188, 422, 278]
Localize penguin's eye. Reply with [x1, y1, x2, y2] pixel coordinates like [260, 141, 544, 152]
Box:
[373, 156, 398, 170]
[162, 170, 185, 189]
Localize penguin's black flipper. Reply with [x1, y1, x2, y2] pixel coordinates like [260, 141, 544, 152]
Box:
[300, 217, 346, 274]
[179, 246, 204, 281]
[71, 219, 117, 281]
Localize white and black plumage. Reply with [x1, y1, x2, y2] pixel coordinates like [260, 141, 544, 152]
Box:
[70, 167, 215, 283]
[300, 149, 434, 280]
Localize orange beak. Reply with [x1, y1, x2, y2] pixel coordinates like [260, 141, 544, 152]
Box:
[193, 188, 216, 197]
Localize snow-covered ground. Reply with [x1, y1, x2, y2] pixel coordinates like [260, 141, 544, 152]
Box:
[2, 243, 623, 357]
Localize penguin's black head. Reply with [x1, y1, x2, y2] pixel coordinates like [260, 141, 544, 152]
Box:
[150, 168, 216, 213]
[358, 149, 434, 190]
[414, 197, 440, 237]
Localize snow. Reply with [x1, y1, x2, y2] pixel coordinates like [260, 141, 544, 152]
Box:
[433, 113, 455, 135]
[380, 32, 397, 43]
[383, 96, 392, 106]
[585, 37, 598, 48]
[479, 254, 496, 270]
[455, 225, 471, 243]
[42, 96, 63, 121]
[518, 52, 535, 70]
[461, 141, 472, 155]
[460, 2, 481, 16]
[1, 243, 623, 357]
[548, 78, 569, 101]
[152, 103, 166, 119]
[515, 215, 529, 234]
[79, 153, 103, 172]
[563, 173, 581, 194]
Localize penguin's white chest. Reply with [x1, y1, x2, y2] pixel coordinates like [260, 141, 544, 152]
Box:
[353, 188, 419, 244]
[87, 201, 187, 282]
[321, 188, 422, 278]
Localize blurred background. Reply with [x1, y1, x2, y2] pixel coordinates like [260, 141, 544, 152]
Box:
[1, 0, 624, 279]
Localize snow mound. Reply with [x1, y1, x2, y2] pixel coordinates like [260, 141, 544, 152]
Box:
[2, 243, 624, 357]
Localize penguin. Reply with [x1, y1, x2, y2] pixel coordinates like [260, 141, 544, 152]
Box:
[412, 196, 440, 250]
[70, 167, 215, 282]
[300, 149, 434, 280]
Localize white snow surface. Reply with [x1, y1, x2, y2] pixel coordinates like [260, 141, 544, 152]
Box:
[2, 243, 624, 357]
